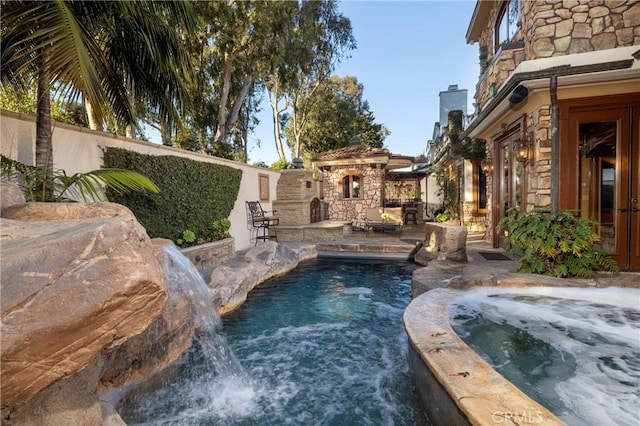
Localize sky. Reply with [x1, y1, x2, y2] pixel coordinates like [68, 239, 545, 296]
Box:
[245, 0, 480, 165]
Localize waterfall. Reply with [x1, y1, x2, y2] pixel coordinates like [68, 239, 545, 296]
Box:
[117, 245, 259, 424]
[161, 244, 245, 377]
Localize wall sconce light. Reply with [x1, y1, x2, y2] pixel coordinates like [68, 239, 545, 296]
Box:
[481, 157, 493, 173]
[515, 137, 529, 164]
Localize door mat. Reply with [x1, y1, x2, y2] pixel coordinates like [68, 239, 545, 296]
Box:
[478, 251, 512, 261]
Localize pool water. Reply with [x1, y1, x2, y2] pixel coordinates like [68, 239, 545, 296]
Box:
[118, 258, 429, 425]
[450, 287, 640, 426]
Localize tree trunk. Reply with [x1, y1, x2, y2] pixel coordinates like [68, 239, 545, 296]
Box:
[125, 76, 137, 139]
[35, 47, 53, 200]
[85, 102, 100, 131]
[214, 51, 234, 142]
[267, 79, 287, 161]
[226, 79, 252, 134]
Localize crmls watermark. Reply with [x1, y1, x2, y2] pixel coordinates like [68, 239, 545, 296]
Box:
[492, 410, 545, 424]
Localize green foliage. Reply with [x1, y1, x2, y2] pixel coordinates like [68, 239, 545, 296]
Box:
[211, 218, 232, 241]
[406, 188, 420, 200]
[447, 110, 486, 160]
[435, 210, 450, 223]
[177, 229, 196, 247]
[284, 75, 385, 157]
[1, 86, 89, 127]
[2, 1, 196, 140]
[269, 158, 290, 170]
[497, 208, 620, 277]
[103, 147, 242, 241]
[176, 219, 231, 248]
[1, 154, 159, 202]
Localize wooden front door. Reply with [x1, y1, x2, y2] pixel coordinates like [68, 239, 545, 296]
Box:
[562, 95, 640, 269]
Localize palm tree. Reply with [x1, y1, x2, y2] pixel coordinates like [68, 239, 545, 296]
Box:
[1, 1, 196, 176]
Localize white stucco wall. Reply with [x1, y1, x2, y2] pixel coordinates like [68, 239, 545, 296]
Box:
[421, 174, 442, 217]
[0, 109, 280, 252]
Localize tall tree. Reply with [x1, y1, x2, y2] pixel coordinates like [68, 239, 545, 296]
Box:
[266, 0, 355, 161]
[284, 75, 388, 158]
[172, 1, 293, 160]
[1, 0, 196, 173]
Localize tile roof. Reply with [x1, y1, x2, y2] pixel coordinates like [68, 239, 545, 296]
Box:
[311, 145, 390, 161]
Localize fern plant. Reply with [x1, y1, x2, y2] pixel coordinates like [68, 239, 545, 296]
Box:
[497, 208, 619, 278]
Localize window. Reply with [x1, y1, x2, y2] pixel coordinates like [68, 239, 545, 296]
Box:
[475, 163, 488, 212]
[342, 174, 361, 199]
[494, 0, 520, 52]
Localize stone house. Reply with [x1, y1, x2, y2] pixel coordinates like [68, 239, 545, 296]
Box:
[311, 142, 426, 224]
[462, 0, 640, 269]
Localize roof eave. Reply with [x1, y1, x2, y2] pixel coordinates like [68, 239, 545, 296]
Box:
[463, 49, 638, 139]
[466, 0, 491, 44]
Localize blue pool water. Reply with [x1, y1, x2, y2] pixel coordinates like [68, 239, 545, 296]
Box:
[118, 257, 429, 425]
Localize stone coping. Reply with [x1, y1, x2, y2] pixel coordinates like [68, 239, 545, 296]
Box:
[404, 288, 564, 426]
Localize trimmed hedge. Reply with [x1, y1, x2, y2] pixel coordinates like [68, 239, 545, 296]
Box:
[103, 148, 242, 241]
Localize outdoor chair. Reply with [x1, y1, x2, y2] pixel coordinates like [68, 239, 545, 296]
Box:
[246, 201, 279, 245]
[403, 201, 418, 224]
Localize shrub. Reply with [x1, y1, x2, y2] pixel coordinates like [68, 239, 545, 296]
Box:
[103, 148, 241, 242]
[497, 208, 619, 278]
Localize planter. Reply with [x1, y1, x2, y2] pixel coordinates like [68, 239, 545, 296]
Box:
[180, 238, 235, 269]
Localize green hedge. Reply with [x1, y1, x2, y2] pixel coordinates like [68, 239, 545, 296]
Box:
[103, 148, 242, 241]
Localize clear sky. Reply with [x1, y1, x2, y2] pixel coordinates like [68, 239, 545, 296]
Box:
[246, 0, 480, 165]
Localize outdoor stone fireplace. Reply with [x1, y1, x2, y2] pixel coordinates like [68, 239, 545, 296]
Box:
[272, 170, 321, 226]
[272, 169, 351, 242]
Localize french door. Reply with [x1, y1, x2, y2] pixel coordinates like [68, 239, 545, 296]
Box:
[563, 101, 640, 269]
[493, 129, 526, 247]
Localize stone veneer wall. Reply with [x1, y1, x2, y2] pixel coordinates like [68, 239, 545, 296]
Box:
[384, 181, 419, 201]
[476, 46, 526, 112]
[322, 164, 385, 221]
[523, 0, 640, 58]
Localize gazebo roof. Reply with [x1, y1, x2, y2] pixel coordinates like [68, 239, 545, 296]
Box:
[311, 144, 414, 169]
[311, 145, 389, 162]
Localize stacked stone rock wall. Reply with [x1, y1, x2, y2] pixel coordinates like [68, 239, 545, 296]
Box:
[322, 164, 384, 221]
[524, 0, 640, 58]
[476, 46, 526, 111]
[525, 105, 553, 210]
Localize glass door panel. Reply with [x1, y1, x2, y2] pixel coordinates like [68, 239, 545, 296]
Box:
[578, 121, 618, 253]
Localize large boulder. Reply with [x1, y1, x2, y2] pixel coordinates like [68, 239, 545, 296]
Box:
[1, 202, 168, 413]
[414, 223, 467, 264]
[210, 242, 317, 316]
[100, 239, 200, 388]
[0, 181, 25, 216]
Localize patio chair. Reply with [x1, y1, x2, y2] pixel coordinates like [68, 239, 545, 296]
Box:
[246, 201, 279, 245]
[403, 201, 418, 224]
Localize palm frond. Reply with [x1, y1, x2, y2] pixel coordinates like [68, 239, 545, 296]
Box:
[1, 155, 159, 202]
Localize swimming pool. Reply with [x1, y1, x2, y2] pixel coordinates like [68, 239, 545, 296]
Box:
[118, 258, 429, 425]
